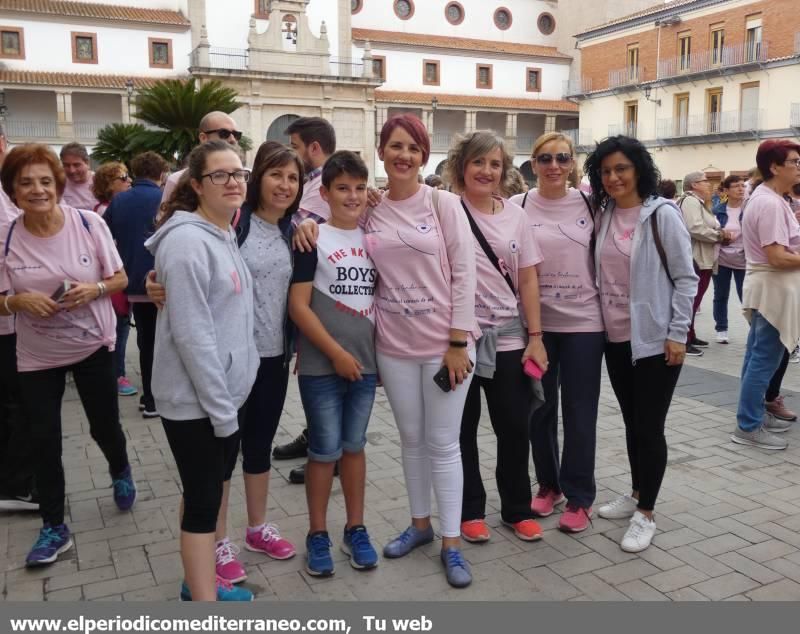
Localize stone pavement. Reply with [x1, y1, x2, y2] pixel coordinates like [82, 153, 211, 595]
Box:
[1, 292, 800, 602]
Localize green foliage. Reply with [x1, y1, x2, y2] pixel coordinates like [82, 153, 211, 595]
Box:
[90, 123, 147, 168]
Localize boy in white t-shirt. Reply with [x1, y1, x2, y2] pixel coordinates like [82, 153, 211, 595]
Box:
[288, 151, 378, 577]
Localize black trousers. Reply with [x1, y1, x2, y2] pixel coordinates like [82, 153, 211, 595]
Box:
[0, 333, 35, 497]
[17, 346, 130, 526]
[240, 355, 289, 474]
[460, 348, 535, 524]
[162, 416, 241, 534]
[766, 348, 791, 403]
[131, 303, 157, 407]
[604, 341, 682, 511]
[529, 331, 605, 508]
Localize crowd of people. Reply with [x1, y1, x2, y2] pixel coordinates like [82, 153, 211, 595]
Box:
[0, 110, 798, 602]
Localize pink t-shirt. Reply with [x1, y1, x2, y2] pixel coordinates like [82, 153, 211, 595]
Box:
[295, 172, 330, 224]
[0, 206, 122, 371]
[161, 168, 185, 210]
[511, 188, 604, 333]
[743, 185, 800, 265]
[364, 185, 477, 359]
[599, 205, 640, 343]
[464, 197, 542, 351]
[718, 206, 745, 270]
[61, 174, 98, 210]
[0, 190, 19, 336]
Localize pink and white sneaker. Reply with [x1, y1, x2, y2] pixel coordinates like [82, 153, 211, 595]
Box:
[215, 539, 247, 584]
[245, 523, 296, 560]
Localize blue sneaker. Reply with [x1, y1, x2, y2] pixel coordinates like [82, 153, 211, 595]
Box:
[305, 531, 334, 577]
[440, 547, 472, 588]
[341, 525, 378, 570]
[179, 577, 254, 601]
[383, 525, 434, 559]
[111, 465, 136, 511]
[25, 524, 73, 568]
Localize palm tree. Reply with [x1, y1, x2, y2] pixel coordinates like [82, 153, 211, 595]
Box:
[132, 78, 247, 165]
[90, 123, 147, 167]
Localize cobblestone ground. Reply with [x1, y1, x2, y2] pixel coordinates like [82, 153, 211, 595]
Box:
[1, 293, 799, 602]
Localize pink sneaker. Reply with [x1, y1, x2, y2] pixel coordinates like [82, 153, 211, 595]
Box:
[531, 486, 565, 517]
[215, 539, 247, 584]
[558, 504, 593, 533]
[245, 523, 296, 560]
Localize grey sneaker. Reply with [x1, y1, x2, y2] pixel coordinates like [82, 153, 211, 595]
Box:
[731, 425, 788, 450]
[764, 413, 793, 433]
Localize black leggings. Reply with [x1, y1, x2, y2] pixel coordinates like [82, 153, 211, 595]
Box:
[240, 355, 289, 474]
[131, 303, 157, 407]
[766, 348, 791, 403]
[604, 341, 682, 512]
[0, 333, 35, 497]
[162, 417, 240, 534]
[17, 346, 130, 526]
[460, 348, 535, 524]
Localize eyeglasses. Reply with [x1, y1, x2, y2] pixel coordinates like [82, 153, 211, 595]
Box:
[600, 164, 635, 178]
[115, 174, 130, 182]
[201, 169, 251, 185]
[535, 153, 573, 165]
[202, 128, 243, 142]
[784, 158, 800, 168]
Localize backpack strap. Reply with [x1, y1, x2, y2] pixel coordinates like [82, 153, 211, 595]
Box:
[5, 208, 91, 257]
[522, 191, 529, 209]
[579, 191, 597, 255]
[460, 199, 516, 295]
[651, 206, 674, 287]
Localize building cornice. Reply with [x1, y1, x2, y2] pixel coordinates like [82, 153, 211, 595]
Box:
[0, 0, 191, 29]
[375, 90, 578, 113]
[0, 70, 172, 91]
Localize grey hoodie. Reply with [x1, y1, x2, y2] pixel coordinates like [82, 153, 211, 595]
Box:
[145, 211, 258, 437]
[595, 196, 699, 362]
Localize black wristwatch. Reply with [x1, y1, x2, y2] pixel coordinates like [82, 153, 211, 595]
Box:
[449, 340, 468, 348]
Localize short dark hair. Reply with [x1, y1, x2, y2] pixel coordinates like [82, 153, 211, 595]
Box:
[1, 143, 66, 203]
[246, 141, 305, 218]
[722, 174, 744, 189]
[756, 139, 800, 182]
[379, 114, 430, 166]
[584, 135, 660, 210]
[131, 151, 169, 181]
[321, 151, 369, 189]
[285, 117, 336, 156]
[59, 142, 89, 163]
[657, 179, 677, 200]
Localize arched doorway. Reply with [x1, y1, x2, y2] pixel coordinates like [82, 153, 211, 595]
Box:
[267, 114, 300, 144]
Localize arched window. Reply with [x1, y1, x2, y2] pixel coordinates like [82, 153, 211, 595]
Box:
[267, 114, 300, 144]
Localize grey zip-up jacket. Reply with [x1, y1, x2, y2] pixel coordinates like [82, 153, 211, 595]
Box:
[145, 212, 259, 437]
[595, 196, 699, 362]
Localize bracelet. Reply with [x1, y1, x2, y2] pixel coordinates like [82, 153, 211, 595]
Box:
[96, 282, 107, 297]
[3, 295, 11, 315]
[449, 340, 468, 348]
[528, 331, 543, 337]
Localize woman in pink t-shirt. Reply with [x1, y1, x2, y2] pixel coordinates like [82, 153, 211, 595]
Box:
[443, 131, 548, 545]
[510, 132, 606, 534]
[0, 144, 134, 569]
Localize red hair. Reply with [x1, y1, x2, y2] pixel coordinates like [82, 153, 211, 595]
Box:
[379, 114, 430, 165]
[1, 143, 66, 203]
[756, 139, 800, 182]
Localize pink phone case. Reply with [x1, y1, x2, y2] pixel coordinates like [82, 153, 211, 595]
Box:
[523, 358, 544, 380]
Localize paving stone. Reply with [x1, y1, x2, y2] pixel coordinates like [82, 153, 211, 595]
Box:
[691, 533, 753, 557]
[690, 572, 762, 600]
[668, 545, 733, 577]
[113, 546, 151, 577]
[716, 551, 784, 585]
[747, 579, 800, 601]
[665, 587, 711, 601]
[82, 572, 156, 600]
[737, 539, 797, 563]
[519, 566, 581, 600]
[616, 579, 669, 601]
[46, 565, 117, 592]
[548, 553, 614, 578]
[594, 559, 661, 586]
[643, 564, 710, 593]
[567, 572, 629, 601]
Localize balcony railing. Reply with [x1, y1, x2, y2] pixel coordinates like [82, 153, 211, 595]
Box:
[74, 121, 117, 140]
[609, 66, 641, 89]
[431, 132, 455, 152]
[329, 57, 365, 78]
[608, 123, 638, 138]
[563, 78, 593, 95]
[657, 41, 769, 80]
[4, 118, 59, 139]
[190, 47, 364, 77]
[656, 108, 763, 139]
[560, 128, 594, 147]
[791, 103, 800, 128]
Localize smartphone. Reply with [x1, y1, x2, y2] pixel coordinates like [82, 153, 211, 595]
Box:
[523, 358, 544, 380]
[432, 366, 451, 392]
[50, 280, 72, 302]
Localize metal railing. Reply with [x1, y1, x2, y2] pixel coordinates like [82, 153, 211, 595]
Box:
[563, 78, 592, 95]
[656, 108, 763, 139]
[191, 46, 249, 70]
[560, 128, 593, 147]
[74, 121, 117, 139]
[329, 57, 364, 78]
[657, 41, 769, 79]
[190, 47, 364, 77]
[609, 66, 641, 89]
[4, 118, 59, 139]
[430, 132, 455, 152]
[791, 103, 800, 128]
[608, 123, 638, 138]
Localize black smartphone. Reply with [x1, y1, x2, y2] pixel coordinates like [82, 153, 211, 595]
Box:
[50, 280, 71, 302]
[432, 366, 451, 393]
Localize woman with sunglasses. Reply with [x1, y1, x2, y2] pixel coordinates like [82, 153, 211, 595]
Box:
[445, 131, 548, 545]
[584, 135, 696, 552]
[146, 140, 258, 601]
[510, 133, 605, 533]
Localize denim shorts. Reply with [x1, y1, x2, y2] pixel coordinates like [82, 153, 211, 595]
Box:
[298, 373, 377, 462]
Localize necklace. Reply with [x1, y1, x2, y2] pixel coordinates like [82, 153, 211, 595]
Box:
[491, 199, 497, 215]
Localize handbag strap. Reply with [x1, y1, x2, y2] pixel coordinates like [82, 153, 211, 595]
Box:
[460, 199, 516, 295]
[651, 206, 674, 287]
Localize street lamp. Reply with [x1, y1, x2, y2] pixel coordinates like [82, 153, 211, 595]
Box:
[643, 85, 661, 106]
[125, 79, 134, 119]
[431, 96, 438, 112]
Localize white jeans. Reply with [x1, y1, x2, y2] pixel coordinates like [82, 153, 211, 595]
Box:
[377, 351, 475, 538]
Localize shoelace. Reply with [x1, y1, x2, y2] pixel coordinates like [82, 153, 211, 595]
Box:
[394, 527, 417, 545]
[259, 523, 281, 543]
[443, 549, 468, 571]
[308, 533, 332, 556]
[348, 529, 372, 555]
[216, 541, 240, 566]
[33, 527, 62, 550]
[564, 504, 593, 527]
[112, 475, 134, 498]
[215, 576, 234, 593]
[774, 396, 785, 407]
[627, 515, 650, 539]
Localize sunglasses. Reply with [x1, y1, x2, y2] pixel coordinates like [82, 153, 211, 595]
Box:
[203, 128, 243, 142]
[535, 153, 573, 165]
[115, 174, 130, 182]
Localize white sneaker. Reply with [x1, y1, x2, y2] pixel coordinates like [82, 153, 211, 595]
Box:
[790, 346, 800, 364]
[716, 331, 729, 344]
[597, 494, 638, 519]
[620, 511, 657, 553]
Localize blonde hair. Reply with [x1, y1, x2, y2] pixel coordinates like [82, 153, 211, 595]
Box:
[530, 132, 578, 189]
[443, 130, 513, 194]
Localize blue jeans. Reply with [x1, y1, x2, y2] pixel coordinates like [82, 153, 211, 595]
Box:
[299, 374, 377, 462]
[737, 311, 787, 432]
[712, 266, 745, 332]
[114, 315, 130, 379]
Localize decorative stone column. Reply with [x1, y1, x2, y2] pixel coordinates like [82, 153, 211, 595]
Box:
[56, 91, 74, 140]
[544, 114, 557, 133]
[504, 112, 518, 155]
[465, 110, 477, 133]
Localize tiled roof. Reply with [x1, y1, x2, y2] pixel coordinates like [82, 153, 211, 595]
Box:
[0, 70, 164, 90]
[375, 90, 578, 113]
[0, 0, 191, 27]
[578, 0, 705, 35]
[353, 28, 571, 60]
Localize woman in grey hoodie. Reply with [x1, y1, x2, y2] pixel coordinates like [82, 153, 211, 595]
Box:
[145, 141, 258, 602]
[584, 136, 698, 554]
